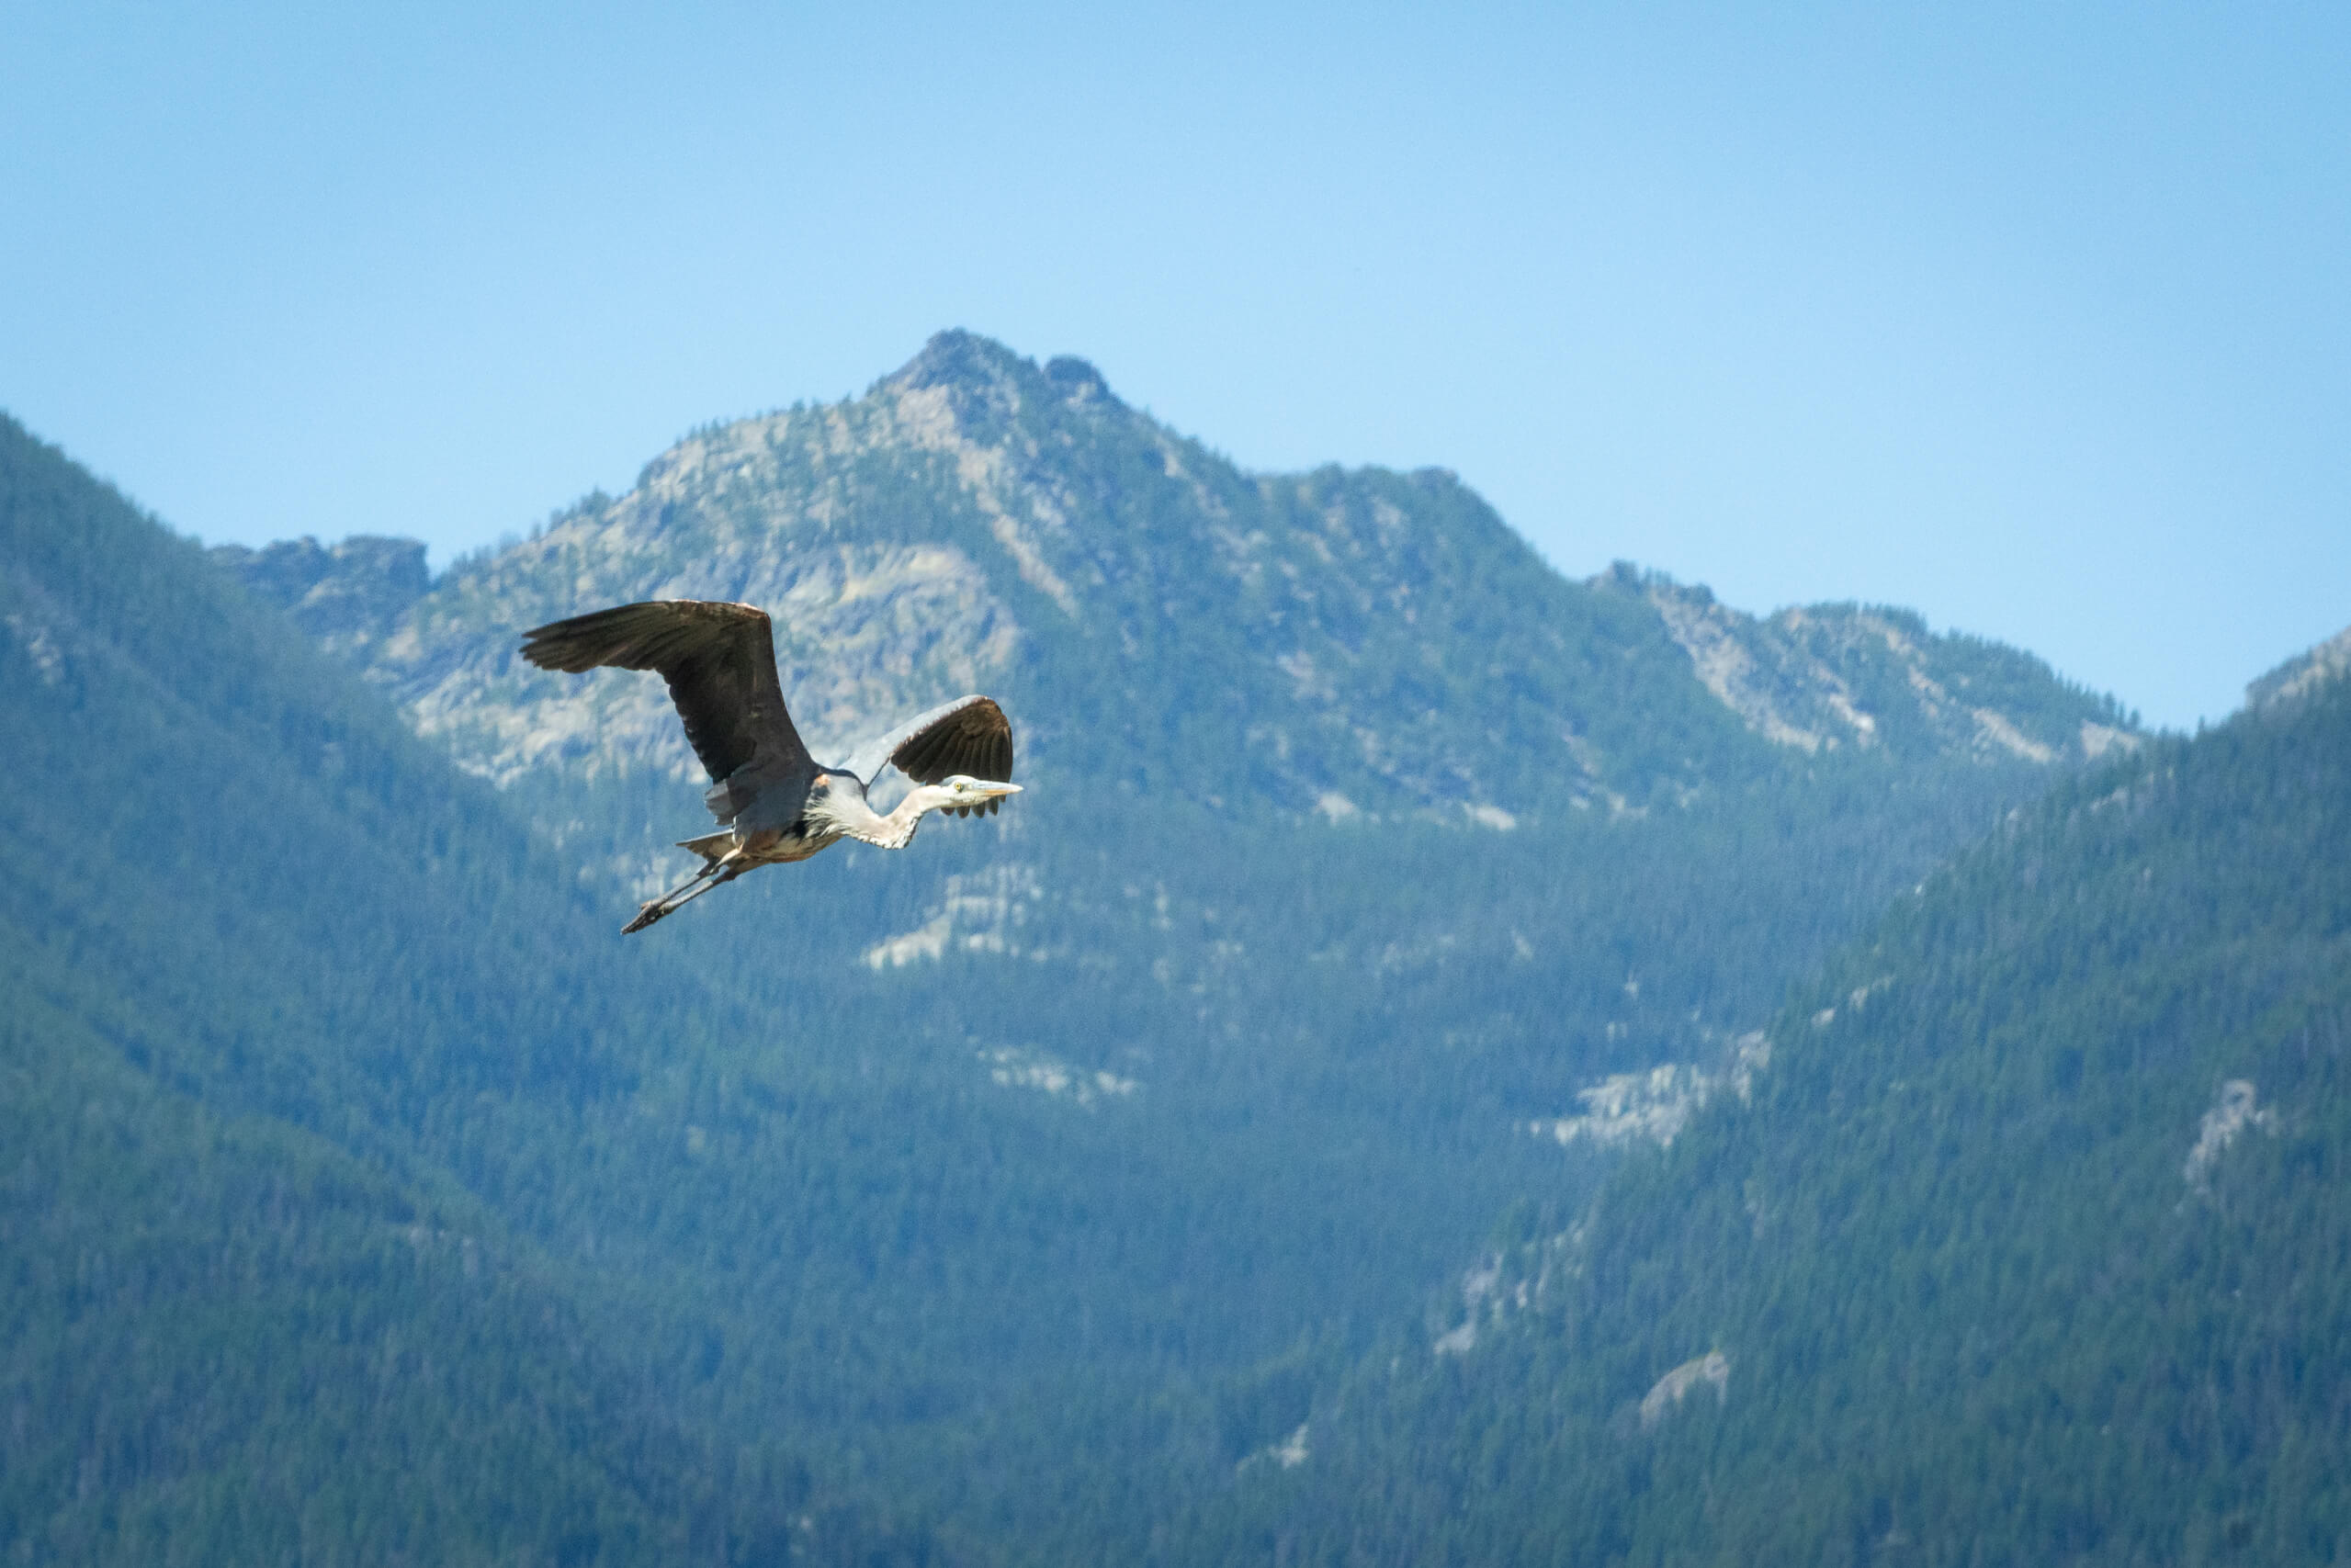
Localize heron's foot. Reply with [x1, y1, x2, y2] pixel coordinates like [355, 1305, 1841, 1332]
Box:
[621, 900, 669, 935]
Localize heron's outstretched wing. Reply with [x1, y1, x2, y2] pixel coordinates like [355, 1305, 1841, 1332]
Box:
[518, 601, 814, 791]
[842, 695, 1015, 813]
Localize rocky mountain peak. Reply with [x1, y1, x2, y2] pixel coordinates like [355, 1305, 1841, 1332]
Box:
[876, 329, 1064, 429]
[211, 333, 2136, 824]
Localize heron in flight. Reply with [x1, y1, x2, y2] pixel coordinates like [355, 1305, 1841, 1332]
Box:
[519, 599, 1021, 932]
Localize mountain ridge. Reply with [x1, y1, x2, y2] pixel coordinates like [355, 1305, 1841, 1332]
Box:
[2248, 621, 2351, 712]
[1179, 624, 2351, 1564]
[220, 330, 2133, 839]
[9, 326, 2255, 1562]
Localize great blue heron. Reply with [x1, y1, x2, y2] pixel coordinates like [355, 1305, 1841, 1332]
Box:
[519, 599, 1021, 933]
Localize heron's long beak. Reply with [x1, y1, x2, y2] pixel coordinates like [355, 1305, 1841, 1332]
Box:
[978, 781, 1023, 798]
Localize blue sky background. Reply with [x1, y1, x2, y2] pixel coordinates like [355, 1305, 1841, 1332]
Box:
[6, 2, 2345, 729]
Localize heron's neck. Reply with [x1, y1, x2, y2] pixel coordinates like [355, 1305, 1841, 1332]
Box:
[807, 778, 938, 851]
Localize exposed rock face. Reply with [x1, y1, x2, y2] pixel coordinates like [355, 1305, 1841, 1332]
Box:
[1633, 571, 2135, 765]
[1639, 1350, 1730, 1430]
[2246, 624, 2351, 712]
[212, 536, 430, 658]
[1527, 1032, 1772, 1151]
[1639, 576, 1883, 753]
[1236, 1422, 1310, 1472]
[979, 1045, 1139, 1107]
[223, 332, 2135, 823]
[1430, 1224, 1595, 1356]
[863, 863, 1045, 967]
[1432, 1255, 1506, 1356]
[2183, 1079, 2273, 1192]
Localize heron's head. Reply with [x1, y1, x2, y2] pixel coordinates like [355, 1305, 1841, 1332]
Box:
[929, 774, 1023, 819]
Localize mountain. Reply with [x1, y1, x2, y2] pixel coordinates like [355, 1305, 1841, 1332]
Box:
[1195, 626, 2351, 1564]
[1636, 574, 2140, 766]
[195, 332, 2147, 1554]
[0, 412, 914, 1563]
[9, 330, 2153, 1562]
[209, 332, 2140, 1155]
[224, 332, 2129, 824]
[206, 534, 430, 659]
[2248, 622, 2351, 712]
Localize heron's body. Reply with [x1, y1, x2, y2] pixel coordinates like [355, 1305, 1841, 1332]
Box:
[518, 599, 1020, 931]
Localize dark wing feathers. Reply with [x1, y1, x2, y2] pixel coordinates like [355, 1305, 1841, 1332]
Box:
[893, 697, 1014, 785]
[518, 601, 812, 784]
[840, 695, 1015, 805]
[522, 603, 1017, 824]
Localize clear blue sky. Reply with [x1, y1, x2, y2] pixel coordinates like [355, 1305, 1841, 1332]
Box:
[7, 3, 2346, 729]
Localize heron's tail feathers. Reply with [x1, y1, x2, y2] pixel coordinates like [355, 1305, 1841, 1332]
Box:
[674, 829, 735, 868]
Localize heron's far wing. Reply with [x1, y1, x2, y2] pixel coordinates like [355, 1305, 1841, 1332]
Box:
[517, 601, 813, 785]
[841, 695, 1014, 792]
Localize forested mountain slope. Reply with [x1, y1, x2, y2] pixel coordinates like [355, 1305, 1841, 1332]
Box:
[0, 413, 907, 1563]
[209, 332, 2140, 1166]
[7, 328, 2154, 1562]
[1194, 631, 2351, 1565]
[186, 333, 2152, 1554]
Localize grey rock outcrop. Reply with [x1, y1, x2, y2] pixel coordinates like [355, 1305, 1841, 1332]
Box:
[2246, 623, 2351, 712]
[211, 535, 431, 658]
[1627, 570, 2137, 766]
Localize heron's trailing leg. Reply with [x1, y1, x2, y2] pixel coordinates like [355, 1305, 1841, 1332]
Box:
[623, 858, 746, 934]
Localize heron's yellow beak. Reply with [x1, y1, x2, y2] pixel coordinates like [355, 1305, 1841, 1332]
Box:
[942, 775, 1022, 803]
